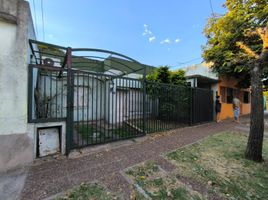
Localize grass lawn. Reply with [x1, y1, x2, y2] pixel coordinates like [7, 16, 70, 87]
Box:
[56, 183, 120, 200]
[125, 161, 204, 200]
[166, 132, 268, 200]
[75, 124, 140, 144]
[58, 132, 268, 200]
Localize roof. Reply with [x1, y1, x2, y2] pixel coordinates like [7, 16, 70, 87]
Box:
[186, 75, 219, 83]
[30, 39, 155, 76]
[104, 56, 155, 75]
[183, 62, 218, 81]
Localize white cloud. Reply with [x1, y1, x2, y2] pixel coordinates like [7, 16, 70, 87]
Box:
[143, 24, 157, 43]
[142, 24, 153, 36]
[149, 36, 156, 42]
[175, 38, 180, 43]
[160, 38, 171, 44]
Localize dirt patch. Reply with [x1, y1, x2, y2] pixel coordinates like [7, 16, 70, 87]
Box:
[125, 161, 205, 200]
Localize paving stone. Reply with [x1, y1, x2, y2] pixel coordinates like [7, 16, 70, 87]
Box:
[21, 121, 235, 199]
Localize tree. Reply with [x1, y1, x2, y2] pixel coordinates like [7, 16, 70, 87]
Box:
[203, 0, 268, 162]
[146, 66, 189, 121]
[146, 66, 187, 86]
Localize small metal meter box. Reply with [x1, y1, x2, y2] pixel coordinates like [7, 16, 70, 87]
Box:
[38, 127, 60, 157]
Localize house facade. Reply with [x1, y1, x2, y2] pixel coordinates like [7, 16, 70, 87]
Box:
[184, 63, 251, 120]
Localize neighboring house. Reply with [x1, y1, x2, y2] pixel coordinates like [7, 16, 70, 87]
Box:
[183, 63, 251, 120]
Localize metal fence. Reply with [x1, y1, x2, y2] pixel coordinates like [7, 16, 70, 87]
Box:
[28, 40, 214, 152]
[28, 66, 213, 150]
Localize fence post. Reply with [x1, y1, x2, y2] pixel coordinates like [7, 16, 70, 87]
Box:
[188, 87, 192, 126]
[143, 67, 147, 135]
[66, 47, 74, 155]
[27, 65, 33, 122]
[190, 87, 194, 125]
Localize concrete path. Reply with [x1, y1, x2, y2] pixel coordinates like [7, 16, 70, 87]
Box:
[20, 121, 236, 200]
[0, 168, 28, 200]
[235, 112, 268, 138]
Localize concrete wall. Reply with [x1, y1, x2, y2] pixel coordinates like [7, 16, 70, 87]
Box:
[184, 63, 218, 80]
[104, 79, 144, 124]
[0, 0, 36, 172]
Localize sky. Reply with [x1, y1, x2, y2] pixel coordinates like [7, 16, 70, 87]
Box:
[28, 0, 226, 69]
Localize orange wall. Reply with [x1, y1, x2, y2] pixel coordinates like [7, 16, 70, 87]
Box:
[218, 77, 251, 120]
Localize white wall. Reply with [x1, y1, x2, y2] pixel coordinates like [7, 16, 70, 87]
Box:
[0, 0, 36, 172]
[0, 21, 21, 134]
[0, 0, 35, 135]
[184, 63, 218, 80]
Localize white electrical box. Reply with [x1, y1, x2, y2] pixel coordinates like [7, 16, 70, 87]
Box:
[38, 127, 60, 157]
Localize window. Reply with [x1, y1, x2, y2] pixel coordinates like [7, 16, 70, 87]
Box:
[227, 88, 234, 104]
[243, 91, 250, 103]
[187, 82, 192, 87]
[233, 89, 239, 98]
[220, 86, 226, 103]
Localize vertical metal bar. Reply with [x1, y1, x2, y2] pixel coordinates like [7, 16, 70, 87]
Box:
[135, 80, 138, 135]
[100, 75, 103, 143]
[55, 72, 58, 118]
[111, 78, 114, 141]
[190, 88, 194, 125]
[104, 76, 107, 141]
[82, 72, 85, 146]
[43, 71, 46, 118]
[128, 79, 131, 137]
[115, 79, 118, 139]
[118, 78, 121, 139]
[61, 75, 63, 118]
[76, 72, 80, 146]
[108, 78, 110, 140]
[131, 80, 134, 134]
[66, 47, 73, 154]
[28, 65, 33, 122]
[49, 71, 52, 118]
[87, 74, 90, 145]
[91, 75, 94, 144]
[143, 67, 146, 135]
[96, 76, 98, 143]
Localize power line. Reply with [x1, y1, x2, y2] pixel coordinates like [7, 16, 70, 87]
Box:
[177, 57, 202, 65]
[170, 57, 203, 69]
[209, 0, 215, 16]
[41, 0, 45, 41]
[32, 0, 38, 38]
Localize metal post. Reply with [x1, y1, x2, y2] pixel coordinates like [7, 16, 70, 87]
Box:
[143, 67, 146, 135]
[66, 47, 73, 154]
[28, 65, 33, 122]
[189, 87, 193, 126]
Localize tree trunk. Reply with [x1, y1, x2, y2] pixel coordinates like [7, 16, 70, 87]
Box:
[245, 61, 264, 162]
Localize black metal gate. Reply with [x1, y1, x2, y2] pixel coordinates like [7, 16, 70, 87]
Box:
[191, 88, 214, 124]
[28, 40, 214, 153]
[68, 70, 146, 149]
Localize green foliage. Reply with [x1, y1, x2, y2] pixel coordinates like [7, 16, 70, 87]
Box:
[171, 69, 187, 86]
[146, 66, 189, 121]
[56, 183, 120, 200]
[146, 66, 187, 86]
[159, 102, 175, 120]
[203, 0, 268, 88]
